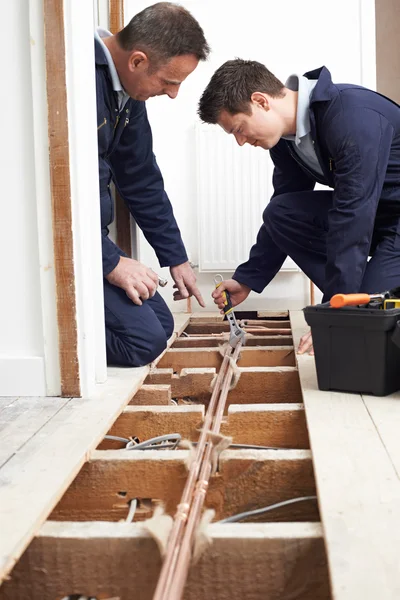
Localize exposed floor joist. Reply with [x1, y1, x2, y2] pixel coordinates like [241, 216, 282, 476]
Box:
[49, 449, 317, 523]
[0, 314, 190, 584]
[0, 521, 330, 600]
[99, 402, 309, 449]
[6, 310, 400, 599]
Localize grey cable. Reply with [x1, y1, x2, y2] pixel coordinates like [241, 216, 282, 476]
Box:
[104, 435, 130, 444]
[104, 433, 181, 450]
[105, 434, 286, 452]
[218, 496, 318, 523]
[126, 433, 182, 451]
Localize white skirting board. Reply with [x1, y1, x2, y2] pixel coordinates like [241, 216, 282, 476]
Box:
[0, 357, 46, 396]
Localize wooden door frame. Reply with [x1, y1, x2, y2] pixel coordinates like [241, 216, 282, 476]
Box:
[36, 0, 107, 397]
[109, 0, 133, 257]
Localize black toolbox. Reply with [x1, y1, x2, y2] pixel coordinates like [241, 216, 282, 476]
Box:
[303, 304, 400, 396]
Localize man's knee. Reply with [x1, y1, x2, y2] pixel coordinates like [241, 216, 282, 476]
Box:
[162, 309, 174, 339]
[131, 327, 168, 366]
[106, 324, 168, 367]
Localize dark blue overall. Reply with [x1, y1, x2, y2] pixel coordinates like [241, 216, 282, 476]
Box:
[95, 39, 188, 366]
[233, 67, 400, 302]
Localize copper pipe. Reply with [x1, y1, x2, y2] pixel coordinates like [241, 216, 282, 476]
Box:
[242, 327, 291, 335]
[163, 343, 242, 600]
[310, 279, 315, 305]
[152, 346, 234, 600]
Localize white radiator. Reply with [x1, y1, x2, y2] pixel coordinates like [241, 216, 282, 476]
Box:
[196, 124, 298, 273]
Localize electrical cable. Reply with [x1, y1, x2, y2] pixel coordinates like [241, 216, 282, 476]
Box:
[104, 434, 286, 452]
[125, 498, 138, 523]
[218, 495, 318, 523]
[104, 435, 130, 444]
[126, 434, 182, 451]
[104, 433, 182, 450]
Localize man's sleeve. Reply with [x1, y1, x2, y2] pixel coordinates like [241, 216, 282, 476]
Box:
[109, 102, 188, 267]
[233, 141, 315, 291]
[322, 108, 394, 301]
[102, 234, 123, 276]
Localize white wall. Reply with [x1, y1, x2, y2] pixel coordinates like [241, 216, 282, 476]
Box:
[0, 0, 107, 396]
[124, 0, 376, 312]
[0, 0, 46, 395]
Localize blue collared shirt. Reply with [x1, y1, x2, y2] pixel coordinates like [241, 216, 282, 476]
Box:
[95, 28, 130, 111]
[283, 74, 324, 177]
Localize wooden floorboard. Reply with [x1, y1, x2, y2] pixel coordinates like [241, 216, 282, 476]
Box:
[362, 394, 400, 480]
[0, 397, 69, 468]
[0, 313, 189, 584]
[290, 310, 400, 600]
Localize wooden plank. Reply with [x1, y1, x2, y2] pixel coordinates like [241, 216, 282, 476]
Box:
[109, 0, 132, 256]
[50, 449, 317, 522]
[0, 397, 69, 468]
[222, 403, 309, 449]
[185, 322, 291, 335]
[129, 383, 172, 405]
[172, 335, 293, 348]
[44, 0, 80, 397]
[0, 314, 189, 584]
[189, 311, 224, 322]
[144, 366, 302, 404]
[362, 393, 400, 479]
[99, 405, 205, 448]
[290, 310, 400, 600]
[102, 403, 308, 450]
[0, 398, 18, 414]
[0, 521, 330, 600]
[157, 346, 295, 369]
[257, 309, 289, 318]
[0, 367, 144, 583]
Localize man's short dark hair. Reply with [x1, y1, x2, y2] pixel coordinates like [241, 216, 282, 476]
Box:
[117, 2, 210, 67]
[198, 59, 285, 124]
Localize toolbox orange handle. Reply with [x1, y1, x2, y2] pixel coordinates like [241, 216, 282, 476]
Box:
[330, 293, 371, 308]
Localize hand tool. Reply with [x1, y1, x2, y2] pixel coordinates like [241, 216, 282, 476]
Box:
[330, 287, 400, 309]
[214, 274, 246, 347]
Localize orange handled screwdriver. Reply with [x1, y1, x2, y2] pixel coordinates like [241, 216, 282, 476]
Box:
[330, 293, 386, 308]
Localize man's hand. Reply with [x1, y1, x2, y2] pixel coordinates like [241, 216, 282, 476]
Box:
[105, 256, 159, 306]
[297, 330, 314, 355]
[212, 279, 251, 312]
[170, 262, 205, 307]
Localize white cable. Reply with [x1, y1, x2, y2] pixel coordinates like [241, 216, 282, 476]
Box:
[126, 498, 138, 523]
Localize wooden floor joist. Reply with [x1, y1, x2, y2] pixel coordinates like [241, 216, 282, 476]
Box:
[144, 366, 302, 404]
[0, 314, 190, 585]
[49, 449, 318, 523]
[3, 310, 400, 599]
[158, 346, 296, 369]
[99, 402, 309, 450]
[0, 521, 330, 600]
[172, 334, 293, 348]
